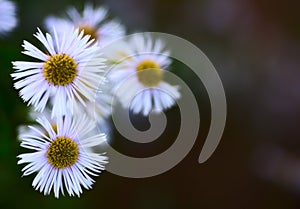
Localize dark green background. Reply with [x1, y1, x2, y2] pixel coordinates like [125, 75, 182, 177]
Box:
[1, 0, 300, 208]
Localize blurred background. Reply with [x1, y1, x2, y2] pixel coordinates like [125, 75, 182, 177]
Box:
[1, 0, 300, 208]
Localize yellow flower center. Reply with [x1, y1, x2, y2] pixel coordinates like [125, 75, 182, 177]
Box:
[79, 25, 98, 42]
[43, 54, 77, 86]
[46, 136, 79, 169]
[136, 59, 163, 87]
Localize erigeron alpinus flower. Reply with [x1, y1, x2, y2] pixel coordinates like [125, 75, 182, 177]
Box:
[45, 3, 125, 47]
[11, 27, 106, 118]
[108, 34, 180, 115]
[17, 114, 108, 198]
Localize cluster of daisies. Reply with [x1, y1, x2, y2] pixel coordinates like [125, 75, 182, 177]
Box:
[4, 1, 181, 198]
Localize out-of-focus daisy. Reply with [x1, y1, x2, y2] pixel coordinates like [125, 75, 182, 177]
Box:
[11, 27, 106, 117]
[72, 78, 112, 124]
[72, 79, 113, 142]
[17, 114, 108, 198]
[0, 0, 17, 35]
[45, 3, 125, 47]
[108, 34, 180, 115]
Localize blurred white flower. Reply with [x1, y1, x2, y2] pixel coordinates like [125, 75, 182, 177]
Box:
[45, 3, 125, 47]
[108, 34, 180, 115]
[11, 27, 106, 118]
[72, 79, 113, 142]
[0, 0, 17, 35]
[17, 114, 108, 198]
[72, 78, 113, 123]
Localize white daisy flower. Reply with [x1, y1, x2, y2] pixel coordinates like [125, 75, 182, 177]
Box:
[45, 3, 125, 47]
[0, 0, 17, 35]
[108, 34, 181, 115]
[17, 114, 108, 198]
[11, 27, 106, 118]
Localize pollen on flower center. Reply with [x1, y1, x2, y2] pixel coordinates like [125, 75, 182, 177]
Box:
[43, 54, 77, 86]
[46, 136, 79, 169]
[136, 59, 163, 87]
[79, 25, 98, 41]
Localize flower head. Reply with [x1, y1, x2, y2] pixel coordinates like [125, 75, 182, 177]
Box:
[108, 34, 180, 115]
[0, 0, 17, 35]
[11, 27, 106, 117]
[17, 114, 108, 198]
[45, 3, 125, 47]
